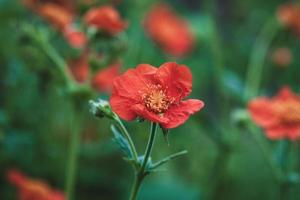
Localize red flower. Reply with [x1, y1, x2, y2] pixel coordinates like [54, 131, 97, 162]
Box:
[277, 4, 300, 36]
[144, 3, 194, 57]
[68, 53, 120, 93]
[68, 52, 89, 83]
[271, 47, 292, 67]
[110, 62, 204, 129]
[248, 87, 300, 140]
[92, 62, 120, 92]
[7, 169, 65, 200]
[36, 3, 74, 30]
[84, 5, 127, 35]
[63, 26, 87, 48]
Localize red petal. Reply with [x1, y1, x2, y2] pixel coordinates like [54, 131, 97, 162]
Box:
[265, 126, 285, 140]
[248, 97, 279, 128]
[265, 124, 300, 141]
[110, 64, 157, 121]
[287, 125, 300, 140]
[7, 169, 26, 187]
[136, 64, 157, 77]
[155, 62, 192, 101]
[63, 26, 87, 48]
[92, 63, 120, 92]
[68, 53, 89, 83]
[161, 99, 204, 129]
[112, 64, 156, 100]
[110, 92, 138, 121]
[84, 5, 127, 35]
[131, 104, 169, 124]
[275, 86, 294, 100]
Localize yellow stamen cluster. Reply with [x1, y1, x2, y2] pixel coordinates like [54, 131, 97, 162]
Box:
[274, 100, 300, 124]
[141, 84, 174, 114]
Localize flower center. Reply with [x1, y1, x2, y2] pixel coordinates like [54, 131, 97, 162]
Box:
[274, 100, 300, 124]
[141, 84, 174, 114]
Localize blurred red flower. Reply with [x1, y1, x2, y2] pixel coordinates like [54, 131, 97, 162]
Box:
[92, 62, 121, 92]
[63, 26, 87, 48]
[68, 52, 90, 83]
[23, 0, 88, 48]
[36, 3, 74, 30]
[144, 3, 194, 57]
[248, 87, 300, 140]
[7, 169, 65, 200]
[84, 5, 127, 35]
[110, 62, 204, 129]
[277, 4, 300, 36]
[271, 47, 292, 67]
[68, 53, 120, 93]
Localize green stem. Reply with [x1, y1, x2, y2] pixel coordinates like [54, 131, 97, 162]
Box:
[65, 109, 82, 200]
[278, 140, 291, 200]
[129, 174, 144, 200]
[26, 26, 76, 90]
[244, 18, 279, 101]
[129, 122, 158, 200]
[204, 0, 225, 89]
[115, 118, 139, 163]
[38, 35, 75, 90]
[140, 122, 158, 173]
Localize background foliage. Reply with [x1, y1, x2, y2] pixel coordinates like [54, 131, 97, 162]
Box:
[1, 0, 300, 199]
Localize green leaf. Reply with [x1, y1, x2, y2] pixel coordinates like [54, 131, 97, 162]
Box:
[160, 125, 170, 146]
[111, 125, 133, 161]
[149, 150, 188, 171]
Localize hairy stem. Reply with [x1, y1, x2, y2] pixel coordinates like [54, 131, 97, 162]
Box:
[129, 122, 158, 200]
[140, 122, 158, 172]
[115, 118, 139, 163]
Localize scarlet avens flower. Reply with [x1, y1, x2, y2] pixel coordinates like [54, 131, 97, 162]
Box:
[277, 4, 300, 36]
[144, 3, 194, 57]
[36, 3, 74, 30]
[63, 26, 87, 48]
[7, 169, 65, 200]
[84, 5, 127, 35]
[271, 47, 292, 67]
[68, 52, 89, 83]
[69, 53, 120, 93]
[110, 62, 204, 129]
[248, 87, 300, 140]
[92, 62, 120, 92]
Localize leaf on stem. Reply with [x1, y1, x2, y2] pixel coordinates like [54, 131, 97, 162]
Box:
[148, 150, 188, 171]
[160, 125, 170, 146]
[111, 125, 134, 161]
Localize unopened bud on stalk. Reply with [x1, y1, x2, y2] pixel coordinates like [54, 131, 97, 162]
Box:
[89, 99, 117, 120]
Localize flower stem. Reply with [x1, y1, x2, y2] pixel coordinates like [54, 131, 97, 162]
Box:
[115, 118, 139, 163]
[65, 108, 82, 200]
[129, 174, 144, 200]
[38, 35, 75, 90]
[140, 122, 158, 173]
[244, 18, 279, 101]
[278, 140, 291, 199]
[25, 25, 76, 90]
[129, 122, 158, 200]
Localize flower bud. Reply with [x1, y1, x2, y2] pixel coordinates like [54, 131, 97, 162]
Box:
[89, 99, 117, 120]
